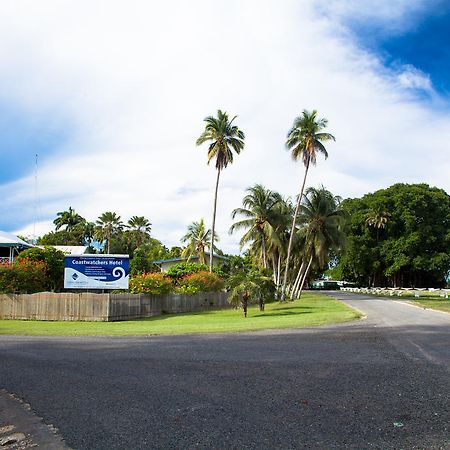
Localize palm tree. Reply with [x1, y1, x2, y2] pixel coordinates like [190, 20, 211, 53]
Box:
[269, 195, 293, 290]
[295, 187, 345, 298]
[365, 208, 390, 241]
[230, 185, 282, 269]
[53, 207, 84, 231]
[281, 110, 335, 300]
[181, 219, 218, 265]
[126, 216, 152, 248]
[95, 212, 124, 253]
[196, 109, 245, 271]
[73, 220, 96, 247]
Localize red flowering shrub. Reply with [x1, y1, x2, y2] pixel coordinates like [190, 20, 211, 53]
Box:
[176, 271, 225, 294]
[129, 272, 174, 294]
[0, 258, 49, 293]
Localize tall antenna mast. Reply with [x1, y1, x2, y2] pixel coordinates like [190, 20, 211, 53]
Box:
[33, 153, 38, 243]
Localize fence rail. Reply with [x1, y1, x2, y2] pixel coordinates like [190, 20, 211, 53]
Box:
[0, 291, 231, 322]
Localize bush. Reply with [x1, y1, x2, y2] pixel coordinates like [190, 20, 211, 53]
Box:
[16, 247, 65, 291]
[176, 271, 225, 294]
[129, 272, 174, 294]
[166, 262, 209, 280]
[0, 258, 49, 293]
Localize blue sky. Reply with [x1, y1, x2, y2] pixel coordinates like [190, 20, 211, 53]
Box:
[0, 100, 70, 183]
[346, 1, 450, 95]
[0, 0, 449, 252]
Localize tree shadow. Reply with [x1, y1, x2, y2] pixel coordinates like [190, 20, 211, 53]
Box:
[252, 310, 313, 318]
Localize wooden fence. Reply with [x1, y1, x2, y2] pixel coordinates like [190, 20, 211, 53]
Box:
[0, 291, 231, 322]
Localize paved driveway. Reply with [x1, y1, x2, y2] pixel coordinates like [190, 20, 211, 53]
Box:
[0, 293, 449, 449]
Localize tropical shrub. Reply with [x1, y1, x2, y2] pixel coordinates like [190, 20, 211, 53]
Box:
[166, 262, 209, 280]
[0, 258, 49, 293]
[227, 269, 276, 315]
[129, 272, 174, 294]
[16, 246, 65, 291]
[176, 271, 225, 294]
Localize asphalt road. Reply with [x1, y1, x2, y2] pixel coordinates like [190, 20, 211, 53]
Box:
[0, 293, 449, 450]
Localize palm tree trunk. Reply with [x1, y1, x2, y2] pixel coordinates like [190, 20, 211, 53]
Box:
[277, 252, 282, 287]
[260, 231, 267, 269]
[291, 261, 305, 300]
[281, 159, 310, 300]
[272, 255, 277, 284]
[298, 255, 313, 298]
[210, 168, 221, 272]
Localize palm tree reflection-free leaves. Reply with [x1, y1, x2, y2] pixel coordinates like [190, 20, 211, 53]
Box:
[281, 110, 335, 300]
[95, 212, 124, 254]
[196, 109, 245, 272]
[181, 218, 218, 265]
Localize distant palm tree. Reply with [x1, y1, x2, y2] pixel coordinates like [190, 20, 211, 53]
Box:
[126, 216, 152, 248]
[281, 110, 335, 300]
[181, 219, 218, 265]
[230, 184, 282, 269]
[196, 109, 245, 271]
[53, 207, 84, 231]
[95, 212, 124, 253]
[365, 208, 390, 241]
[73, 220, 96, 247]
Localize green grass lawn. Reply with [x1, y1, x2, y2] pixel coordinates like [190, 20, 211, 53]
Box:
[408, 298, 450, 313]
[0, 293, 360, 336]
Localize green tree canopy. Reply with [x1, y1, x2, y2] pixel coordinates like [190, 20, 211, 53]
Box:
[336, 183, 450, 288]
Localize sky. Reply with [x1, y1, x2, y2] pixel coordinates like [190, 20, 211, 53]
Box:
[0, 0, 449, 254]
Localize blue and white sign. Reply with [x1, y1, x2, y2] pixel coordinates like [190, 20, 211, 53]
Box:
[64, 255, 129, 289]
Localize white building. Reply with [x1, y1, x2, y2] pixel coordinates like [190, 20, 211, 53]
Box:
[0, 231, 34, 264]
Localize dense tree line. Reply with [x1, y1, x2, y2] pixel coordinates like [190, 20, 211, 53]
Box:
[332, 183, 450, 288]
[31, 107, 449, 294]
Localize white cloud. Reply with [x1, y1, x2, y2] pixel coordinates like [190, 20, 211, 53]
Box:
[396, 65, 433, 92]
[0, 0, 449, 253]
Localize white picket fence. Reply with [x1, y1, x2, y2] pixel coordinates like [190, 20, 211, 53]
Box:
[340, 287, 449, 299]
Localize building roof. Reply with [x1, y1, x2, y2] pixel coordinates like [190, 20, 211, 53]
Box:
[52, 245, 89, 255]
[0, 231, 34, 248]
[153, 253, 228, 264]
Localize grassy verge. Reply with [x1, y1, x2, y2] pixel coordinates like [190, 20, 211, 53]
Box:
[408, 298, 450, 313]
[0, 292, 360, 336]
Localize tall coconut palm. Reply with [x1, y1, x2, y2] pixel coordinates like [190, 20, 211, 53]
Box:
[196, 109, 245, 271]
[281, 110, 335, 300]
[53, 207, 84, 231]
[295, 186, 345, 298]
[181, 218, 218, 265]
[126, 216, 152, 248]
[230, 185, 282, 269]
[95, 212, 124, 254]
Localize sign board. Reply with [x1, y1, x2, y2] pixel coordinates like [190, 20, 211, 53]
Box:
[64, 255, 129, 289]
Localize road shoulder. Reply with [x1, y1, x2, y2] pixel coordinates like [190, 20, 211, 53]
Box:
[0, 389, 70, 449]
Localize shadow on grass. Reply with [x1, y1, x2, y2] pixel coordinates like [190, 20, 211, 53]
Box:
[252, 311, 313, 318]
[137, 308, 236, 323]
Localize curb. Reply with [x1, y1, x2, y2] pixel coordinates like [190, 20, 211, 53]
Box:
[394, 299, 450, 316]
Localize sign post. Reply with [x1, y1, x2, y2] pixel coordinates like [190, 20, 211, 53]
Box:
[64, 254, 129, 290]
